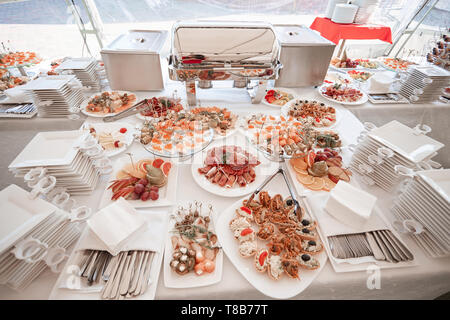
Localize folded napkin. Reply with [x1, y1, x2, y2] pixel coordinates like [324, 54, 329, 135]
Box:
[3, 87, 32, 104]
[58, 206, 169, 292]
[307, 193, 388, 265]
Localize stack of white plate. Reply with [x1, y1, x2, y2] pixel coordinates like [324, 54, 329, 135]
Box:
[391, 169, 450, 258]
[24, 75, 84, 118]
[349, 120, 444, 192]
[8, 130, 103, 196]
[0, 184, 81, 291]
[399, 65, 450, 103]
[352, 0, 379, 24]
[55, 58, 101, 91]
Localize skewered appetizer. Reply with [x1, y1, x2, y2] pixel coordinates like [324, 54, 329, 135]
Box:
[289, 149, 351, 191]
[230, 191, 322, 280]
[347, 70, 373, 81]
[85, 91, 136, 114]
[197, 145, 261, 188]
[170, 203, 220, 276]
[244, 114, 315, 158]
[321, 84, 363, 103]
[264, 89, 294, 106]
[107, 155, 172, 201]
[287, 99, 336, 127]
[139, 96, 183, 118]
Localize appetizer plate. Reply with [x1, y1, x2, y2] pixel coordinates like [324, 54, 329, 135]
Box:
[163, 207, 223, 288]
[191, 140, 279, 198]
[280, 100, 344, 130]
[81, 122, 135, 158]
[318, 84, 368, 106]
[80, 91, 136, 118]
[216, 195, 327, 299]
[261, 88, 296, 108]
[98, 154, 178, 209]
[0, 184, 57, 255]
[285, 147, 354, 196]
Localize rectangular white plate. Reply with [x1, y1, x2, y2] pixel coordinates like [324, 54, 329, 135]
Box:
[98, 154, 178, 209]
[163, 204, 223, 288]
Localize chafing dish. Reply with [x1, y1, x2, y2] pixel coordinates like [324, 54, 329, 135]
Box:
[274, 25, 335, 87]
[168, 21, 282, 106]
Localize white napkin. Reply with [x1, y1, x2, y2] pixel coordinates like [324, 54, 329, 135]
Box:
[3, 87, 32, 104]
[58, 208, 169, 292]
[308, 193, 387, 237]
[85, 198, 147, 256]
[307, 193, 388, 265]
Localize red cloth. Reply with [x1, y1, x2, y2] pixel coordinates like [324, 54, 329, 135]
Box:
[310, 17, 392, 45]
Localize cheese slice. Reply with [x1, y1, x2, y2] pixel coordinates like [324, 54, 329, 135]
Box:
[324, 181, 377, 229]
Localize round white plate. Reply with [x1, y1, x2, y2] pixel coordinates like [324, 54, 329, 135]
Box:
[261, 88, 296, 108]
[163, 206, 223, 289]
[281, 99, 343, 129]
[80, 91, 137, 118]
[191, 141, 279, 198]
[81, 122, 135, 158]
[318, 84, 368, 106]
[215, 195, 327, 299]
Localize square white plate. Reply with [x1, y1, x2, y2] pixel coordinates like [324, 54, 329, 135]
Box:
[0, 184, 57, 255]
[9, 130, 86, 168]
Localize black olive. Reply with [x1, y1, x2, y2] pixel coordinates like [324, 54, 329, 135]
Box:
[286, 199, 293, 206]
[302, 228, 310, 234]
[301, 254, 311, 262]
[308, 240, 316, 246]
[301, 219, 310, 226]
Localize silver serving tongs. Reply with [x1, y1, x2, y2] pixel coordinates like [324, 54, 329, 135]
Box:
[247, 167, 302, 214]
[103, 99, 150, 122]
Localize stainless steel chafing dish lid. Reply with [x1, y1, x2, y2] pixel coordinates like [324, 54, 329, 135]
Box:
[170, 21, 279, 65]
[101, 30, 167, 54]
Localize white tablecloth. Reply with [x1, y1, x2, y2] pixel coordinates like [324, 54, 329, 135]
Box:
[1, 84, 449, 300]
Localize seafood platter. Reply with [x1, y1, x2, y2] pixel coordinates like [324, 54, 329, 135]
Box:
[0, 69, 29, 92]
[167, 21, 282, 106]
[347, 70, 373, 82]
[80, 91, 137, 117]
[98, 152, 177, 209]
[378, 57, 416, 72]
[139, 106, 238, 158]
[262, 89, 294, 107]
[164, 202, 223, 288]
[0, 51, 42, 69]
[215, 169, 327, 299]
[191, 141, 279, 197]
[318, 83, 368, 105]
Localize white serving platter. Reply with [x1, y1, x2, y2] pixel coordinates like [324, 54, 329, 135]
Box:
[215, 195, 327, 299]
[80, 91, 137, 118]
[318, 84, 368, 106]
[190, 139, 279, 198]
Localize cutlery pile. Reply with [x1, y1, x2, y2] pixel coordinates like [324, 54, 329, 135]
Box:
[0, 103, 36, 118]
[76, 249, 155, 300]
[328, 229, 414, 263]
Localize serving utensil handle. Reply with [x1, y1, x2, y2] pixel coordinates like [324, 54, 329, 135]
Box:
[103, 99, 149, 122]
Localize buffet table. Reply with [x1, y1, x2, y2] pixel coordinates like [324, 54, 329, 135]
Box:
[1, 84, 449, 300]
